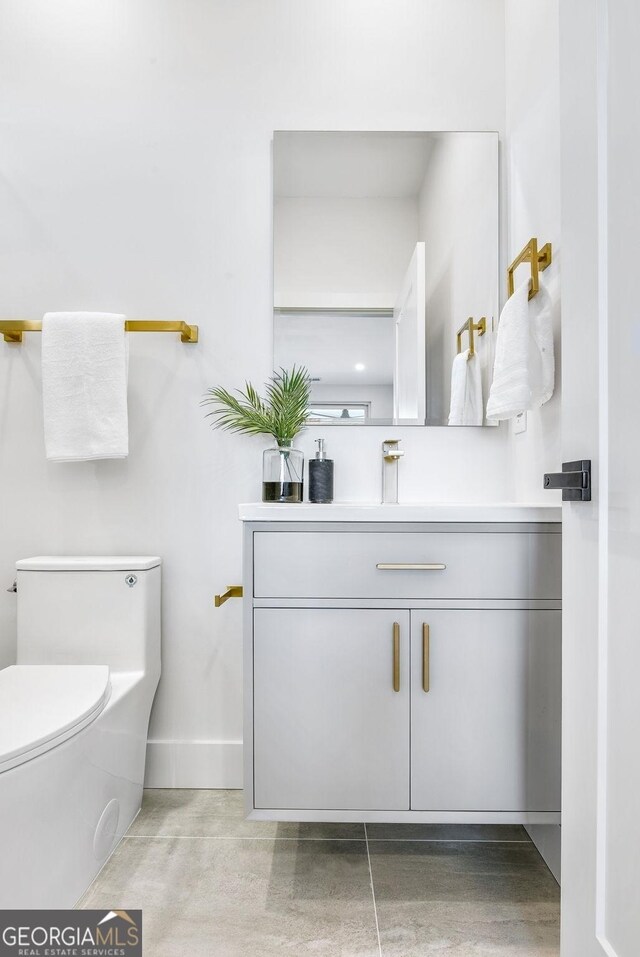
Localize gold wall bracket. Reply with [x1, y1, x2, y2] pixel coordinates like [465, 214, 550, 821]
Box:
[507, 237, 552, 300]
[214, 585, 243, 607]
[456, 316, 486, 357]
[0, 319, 199, 344]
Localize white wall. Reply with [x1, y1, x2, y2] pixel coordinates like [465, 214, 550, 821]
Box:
[504, 0, 562, 503]
[0, 0, 508, 786]
[275, 196, 416, 308]
[417, 135, 499, 424]
[504, 0, 562, 881]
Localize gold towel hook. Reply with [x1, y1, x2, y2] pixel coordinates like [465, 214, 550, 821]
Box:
[507, 237, 552, 300]
[456, 317, 486, 358]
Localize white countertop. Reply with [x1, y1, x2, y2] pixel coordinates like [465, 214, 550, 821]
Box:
[239, 503, 562, 523]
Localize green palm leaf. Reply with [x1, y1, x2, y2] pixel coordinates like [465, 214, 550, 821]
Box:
[202, 366, 311, 443]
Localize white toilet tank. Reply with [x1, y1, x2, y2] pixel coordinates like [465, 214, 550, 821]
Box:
[16, 556, 161, 677]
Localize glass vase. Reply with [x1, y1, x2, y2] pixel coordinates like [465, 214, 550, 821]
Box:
[262, 440, 304, 503]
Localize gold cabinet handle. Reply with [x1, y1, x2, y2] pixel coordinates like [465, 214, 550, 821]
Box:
[393, 621, 400, 692]
[422, 623, 430, 693]
[376, 563, 446, 571]
[214, 585, 243, 607]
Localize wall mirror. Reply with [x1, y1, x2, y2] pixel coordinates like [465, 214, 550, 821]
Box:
[273, 130, 499, 426]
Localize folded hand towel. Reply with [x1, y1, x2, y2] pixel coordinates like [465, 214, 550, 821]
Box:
[486, 279, 555, 421]
[448, 349, 484, 426]
[42, 312, 128, 462]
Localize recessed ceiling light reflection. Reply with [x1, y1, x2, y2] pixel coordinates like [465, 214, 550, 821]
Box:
[354, 363, 365, 372]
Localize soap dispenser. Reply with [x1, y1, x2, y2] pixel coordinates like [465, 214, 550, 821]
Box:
[309, 438, 334, 503]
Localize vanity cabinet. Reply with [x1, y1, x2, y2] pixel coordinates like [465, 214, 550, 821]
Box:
[254, 609, 410, 811]
[242, 511, 562, 824]
[409, 610, 561, 812]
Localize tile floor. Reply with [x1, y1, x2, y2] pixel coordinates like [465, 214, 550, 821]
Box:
[78, 790, 560, 957]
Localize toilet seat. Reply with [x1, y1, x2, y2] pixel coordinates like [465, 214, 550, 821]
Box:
[0, 665, 111, 773]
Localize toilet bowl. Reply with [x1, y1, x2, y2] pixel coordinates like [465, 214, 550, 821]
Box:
[0, 665, 111, 772]
[0, 556, 161, 909]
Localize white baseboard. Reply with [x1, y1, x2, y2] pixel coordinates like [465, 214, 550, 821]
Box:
[526, 823, 561, 884]
[144, 740, 243, 789]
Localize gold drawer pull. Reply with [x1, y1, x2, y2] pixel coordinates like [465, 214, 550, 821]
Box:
[393, 622, 400, 692]
[422, 623, 430, 693]
[376, 563, 446, 571]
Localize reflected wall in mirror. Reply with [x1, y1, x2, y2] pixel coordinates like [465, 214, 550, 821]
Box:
[273, 131, 499, 426]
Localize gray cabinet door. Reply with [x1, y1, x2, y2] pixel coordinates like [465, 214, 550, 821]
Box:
[254, 608, 410, 810]
[410, 610, 561, 811]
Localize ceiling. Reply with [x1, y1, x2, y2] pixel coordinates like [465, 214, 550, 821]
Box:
[274, 311, 395, 385]
[274, 131, 436, 199]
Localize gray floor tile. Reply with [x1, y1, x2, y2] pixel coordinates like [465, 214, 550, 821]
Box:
[366, 823, 529, 843]
[78, 836, 379, 957]
[369, 840, 559, 956]
[128, 789, 365, 841]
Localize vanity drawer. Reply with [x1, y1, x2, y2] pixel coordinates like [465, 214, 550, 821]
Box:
[253, 530, 561, 600]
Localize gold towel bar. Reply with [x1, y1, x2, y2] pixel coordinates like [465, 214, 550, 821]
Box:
[507, 237, 552, 301]
[456, 316, 486, 357]
[0, 319, 198, 344]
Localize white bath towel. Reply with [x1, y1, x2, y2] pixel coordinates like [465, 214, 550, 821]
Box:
[486, 280, 555, 421]
[448, 349, 483, 426]
[42, 312, 129, 462]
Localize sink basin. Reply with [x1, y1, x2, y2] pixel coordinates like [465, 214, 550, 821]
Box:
[239, 502, 561, 523]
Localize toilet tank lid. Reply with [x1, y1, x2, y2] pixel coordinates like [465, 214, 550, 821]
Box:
[16, 556, 162, 571]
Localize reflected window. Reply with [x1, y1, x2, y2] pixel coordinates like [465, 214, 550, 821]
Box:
[307, 403, 370, 422]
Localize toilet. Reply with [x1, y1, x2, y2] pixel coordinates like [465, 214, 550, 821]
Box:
[0, 556, 161, 908]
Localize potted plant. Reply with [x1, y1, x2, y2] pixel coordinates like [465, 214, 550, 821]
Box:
[203, 366, 311, 503]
